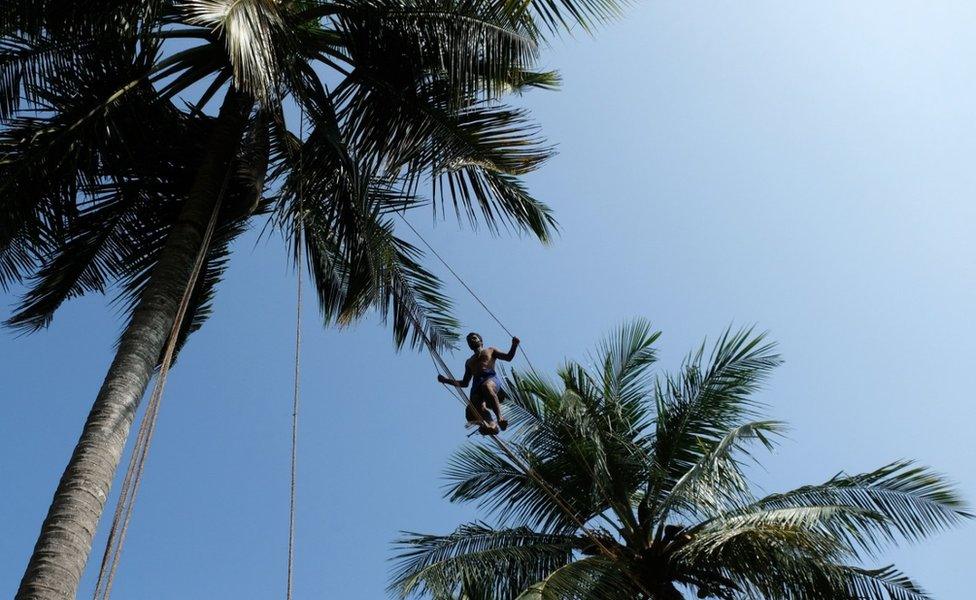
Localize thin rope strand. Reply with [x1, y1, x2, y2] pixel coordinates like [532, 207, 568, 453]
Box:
[286, 107, 305, 600]
[396, 215, 540, 375]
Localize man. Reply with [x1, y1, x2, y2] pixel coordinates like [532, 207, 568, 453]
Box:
[438, 332, 519, 435]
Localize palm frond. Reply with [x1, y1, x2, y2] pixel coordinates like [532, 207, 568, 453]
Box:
[746, 461, 971, 544]
[0, 55, 173, 295]
[837, 565, 930, 600]
[391, 523, 580, 600]
[184, 0, 284, 103]
[334, 69, 557, 241]
[656, 420, 784, 523]
[497, 0, 627, 38]
[646, 327, 781, 515]
[517, 556, 638, 600]
[1, 31, 80, 120]
[591, 318, 660, 431]
[270, 98, 459, 350]
[333, 0, 539, 103]
[444, 441, 569, 528]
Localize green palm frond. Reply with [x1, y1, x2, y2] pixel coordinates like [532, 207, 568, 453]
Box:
[333, 72, 557, 240]
[685, 505, 886, 560]
[269, 92, 459, 350]
[330, 0, 539, 101]
[404, 322, 968, 600]
[367, 223, 462, 351]
[657, 420, 784, 523]
[747, 461, 971, 544]
[391, 524, 580, 600]
[1, 32, 81, 120]
[495, 0, 627, 38]
[445, 441, 568, 529]
[3, 92, 257, 335]
[516, 556, 638, 600]
[591, 318, 660, 431]
[646, 327, 781, 514]
[724, 561, 932, 600]
[836, 565, 930, 600]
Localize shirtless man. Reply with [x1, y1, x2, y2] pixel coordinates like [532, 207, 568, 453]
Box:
[438, 332, 519, 435]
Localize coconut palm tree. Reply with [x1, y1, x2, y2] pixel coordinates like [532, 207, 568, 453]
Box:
[2, 1, 622, 597]
[392, 320, 971, 600]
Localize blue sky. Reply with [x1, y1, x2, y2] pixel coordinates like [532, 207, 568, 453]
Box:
[2, 1, 974, 598]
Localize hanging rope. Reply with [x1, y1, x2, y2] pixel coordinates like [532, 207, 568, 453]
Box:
[396, 215, 540, 375]
[92, 168, 232, 600]
[286, 107, 305, 600]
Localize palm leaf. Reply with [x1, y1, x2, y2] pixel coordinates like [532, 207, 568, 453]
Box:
[645, 327, 781, 515]
[517, 556, 638, 600]
[746, 461, 971, 544]
[391, 523, 580, 600]
[184, 0, 285, 103]
[656, 420, 784, 524]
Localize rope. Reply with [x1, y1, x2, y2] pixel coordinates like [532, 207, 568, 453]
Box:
[396, 215, 540, 375]
[286, 108, 305, 600]
[92, 167, 231, 600]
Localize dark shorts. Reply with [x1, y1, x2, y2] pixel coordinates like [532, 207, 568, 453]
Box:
[471, 372, 505, 403]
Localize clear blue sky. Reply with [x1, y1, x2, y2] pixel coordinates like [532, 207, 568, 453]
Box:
[3, 1, 974, 598]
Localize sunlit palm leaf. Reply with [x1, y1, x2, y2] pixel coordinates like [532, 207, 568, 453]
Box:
[516, 557, 637, 600]
[657, 420, 784, 523]
[184, 0, 284, 103]
[746, 461, 971, 544]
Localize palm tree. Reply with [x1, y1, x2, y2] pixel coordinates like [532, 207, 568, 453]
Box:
[392, 320, 971, 600]
[2, 1, 621, 597]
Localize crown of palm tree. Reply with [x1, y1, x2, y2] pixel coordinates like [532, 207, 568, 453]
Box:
[1, 0, 620, 347]
[392, 320, 971, 600]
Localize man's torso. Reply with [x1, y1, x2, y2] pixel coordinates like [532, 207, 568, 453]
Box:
[466, 348, 498, 378]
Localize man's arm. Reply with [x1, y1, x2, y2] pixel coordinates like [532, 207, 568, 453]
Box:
[493, 336, 520, 362]
[438, 364, 473, 388]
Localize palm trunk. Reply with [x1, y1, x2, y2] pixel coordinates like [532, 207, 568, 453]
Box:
[16, 88, 253, 600]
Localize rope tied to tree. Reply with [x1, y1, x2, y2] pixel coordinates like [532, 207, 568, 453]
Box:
[92, 166, 233, 600]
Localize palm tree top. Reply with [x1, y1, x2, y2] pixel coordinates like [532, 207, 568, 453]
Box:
[1, 0, 626, 348]
[392, 320, 971, 599]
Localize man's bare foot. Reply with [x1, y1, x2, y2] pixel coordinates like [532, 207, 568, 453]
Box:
[479, 423, 499, 436]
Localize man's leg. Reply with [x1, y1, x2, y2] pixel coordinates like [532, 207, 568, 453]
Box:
[470, 387, 499, 435]
[465, 401, 492, 423]
[484, 381, 507, 430]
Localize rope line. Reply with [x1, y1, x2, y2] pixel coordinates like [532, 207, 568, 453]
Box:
[93, 167, 231, 600]
[286, 108, 305, 600]
[396, 215, 540, 375]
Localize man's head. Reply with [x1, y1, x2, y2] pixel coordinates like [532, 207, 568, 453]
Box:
[466, 332, 483, 351]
